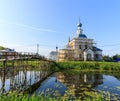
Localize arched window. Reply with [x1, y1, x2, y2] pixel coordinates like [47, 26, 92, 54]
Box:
[87, 54, 91, 61]
[79, 45, 81, 49]
[79, 54, 82, 58]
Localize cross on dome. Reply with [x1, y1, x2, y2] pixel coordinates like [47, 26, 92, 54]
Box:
[76, 17, 87, 38]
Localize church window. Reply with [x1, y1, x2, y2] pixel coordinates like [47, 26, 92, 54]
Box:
[79, 54, 82, 58]
[85, 45, 87, 49]
[96, 54, 98, 58]
[79, 45, 81, 49]
[87, 54, 91, 60]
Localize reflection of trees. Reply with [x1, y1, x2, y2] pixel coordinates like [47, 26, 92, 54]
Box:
[0, 69, 5, 93]
[0, 59, 55, 94]
[57, 72, 103, 98]
[0, 67, 51, 94]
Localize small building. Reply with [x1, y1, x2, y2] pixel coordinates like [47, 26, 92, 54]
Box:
[49, 51, 58, 61]
[58, 19, 102, 61]
[0, 48, 18, 59]
[58, 45, 74, 61]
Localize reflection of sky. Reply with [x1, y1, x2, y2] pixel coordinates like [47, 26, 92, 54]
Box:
[0, 71, 41, 93]
[35, 73, 120, 98]
[94, 75, 120, 94]
[0, 78, 10, 92]
[35, 76, 67, 97]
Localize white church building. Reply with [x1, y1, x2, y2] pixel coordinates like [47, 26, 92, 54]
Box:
[58, 19, 102, 61]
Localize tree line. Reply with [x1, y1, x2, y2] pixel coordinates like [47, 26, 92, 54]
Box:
[103, 54, 120, 62]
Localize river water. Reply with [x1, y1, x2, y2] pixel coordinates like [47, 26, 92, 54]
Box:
[0, 70, 120, 100]
[35, 71, 120, 100]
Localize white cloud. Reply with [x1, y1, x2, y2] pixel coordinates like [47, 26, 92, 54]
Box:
[0, 19, 64, 34]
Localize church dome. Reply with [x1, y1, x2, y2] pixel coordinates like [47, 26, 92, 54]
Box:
[78, 33, 87, 38]
[76, 18, 87, 39]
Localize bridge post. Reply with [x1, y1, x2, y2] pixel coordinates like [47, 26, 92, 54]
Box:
[3, 52, 7, 69]
[12, 59, 14, 70]
[2, 60, 6, 93]
[3, 60, 6, 70]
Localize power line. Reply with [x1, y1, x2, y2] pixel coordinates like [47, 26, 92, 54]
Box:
[99, 43, 120, 47]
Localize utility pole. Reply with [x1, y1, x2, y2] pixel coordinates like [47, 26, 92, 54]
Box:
[36, 44, 39, 55]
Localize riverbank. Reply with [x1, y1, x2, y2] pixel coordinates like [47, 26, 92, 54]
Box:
[56, 61, 120, 71]
[1, 60, 120, 72]
[0, 92, 105, 101]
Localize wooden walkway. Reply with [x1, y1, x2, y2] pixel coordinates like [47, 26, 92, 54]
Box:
[0, 52, 56, 94]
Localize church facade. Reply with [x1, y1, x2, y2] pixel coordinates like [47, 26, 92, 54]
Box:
[58, 19, 102, 61]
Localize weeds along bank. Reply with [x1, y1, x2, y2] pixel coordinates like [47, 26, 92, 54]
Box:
[56, 61, 120, 71]
[0, 92, 106, 101]
[0, 60, 58, 71]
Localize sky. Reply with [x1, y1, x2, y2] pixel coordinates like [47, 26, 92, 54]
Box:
[0, 0, 120, 57]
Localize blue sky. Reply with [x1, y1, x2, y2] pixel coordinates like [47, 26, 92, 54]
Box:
[0, 0, 120, 57]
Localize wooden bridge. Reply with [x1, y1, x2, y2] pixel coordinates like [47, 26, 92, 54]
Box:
[0, 52, 57, 94]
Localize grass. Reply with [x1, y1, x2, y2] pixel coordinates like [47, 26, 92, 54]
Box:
[0, 60, 58, 71]
[1, 59, 120, 72]
[57, 61, 120, 71]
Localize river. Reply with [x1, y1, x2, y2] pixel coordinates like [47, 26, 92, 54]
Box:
[0, 70, 120, 100]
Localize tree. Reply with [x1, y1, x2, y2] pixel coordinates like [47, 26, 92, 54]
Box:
[0, 46, 5, 50]
[113, 54, 120, 62]
[103, 55, 113, 62]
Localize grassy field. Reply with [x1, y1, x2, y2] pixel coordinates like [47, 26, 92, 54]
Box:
[57, 61, 120, 71]
[1, 59, 120, 71]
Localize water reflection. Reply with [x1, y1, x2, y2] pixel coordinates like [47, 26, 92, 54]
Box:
[0, 68, 50, 94]
[0, 69, 120, 100]
[56, 72, 103, 97]
[57, 72, 103, 85]
[35, 71, 120, 100]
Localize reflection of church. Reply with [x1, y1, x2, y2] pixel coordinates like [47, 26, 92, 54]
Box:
[58, 19, 102, 61]
[57, 72, 103, 86]
[56, 72, 103, 97]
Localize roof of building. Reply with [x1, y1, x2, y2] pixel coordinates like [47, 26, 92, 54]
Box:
[93, 46, 102, 51]
[49, 51, 58, 55]
[0, 48, 15, 52]
[59, 44, 73, 51]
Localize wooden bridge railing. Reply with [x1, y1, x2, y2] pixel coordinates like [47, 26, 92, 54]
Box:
[0, 52, 57, 94]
